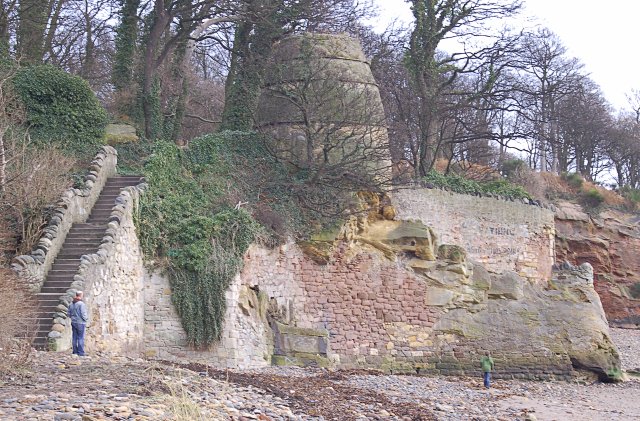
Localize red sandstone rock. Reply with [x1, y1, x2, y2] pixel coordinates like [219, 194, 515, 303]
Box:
[555, 203, 640, 326]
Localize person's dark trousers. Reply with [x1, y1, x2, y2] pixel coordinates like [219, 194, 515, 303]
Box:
[71, 322, 86, 356]
[483, 371, 491, 388]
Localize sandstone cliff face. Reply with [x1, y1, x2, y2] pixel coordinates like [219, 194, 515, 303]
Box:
[142, 192, 622, 381]
[555, 201, 640, 327]
[232, 207, 621, 381]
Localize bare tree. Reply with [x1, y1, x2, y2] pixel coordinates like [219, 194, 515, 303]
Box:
[513, 28, 584, 173]
[404, 0, 522, 176]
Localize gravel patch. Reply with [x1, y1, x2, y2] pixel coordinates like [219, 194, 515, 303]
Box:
[1, 326, 639, 420]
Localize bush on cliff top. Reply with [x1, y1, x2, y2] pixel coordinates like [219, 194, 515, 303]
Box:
[423, 170, 531, 200]
[13, 65, 108, 157]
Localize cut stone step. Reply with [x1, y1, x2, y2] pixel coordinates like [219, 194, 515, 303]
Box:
[57, 250, 99, 257]
[46, 274, 75, 280]
[62, 241, 102, 246]
[40, 289, 72, 295]
[44, 276, 77, 282]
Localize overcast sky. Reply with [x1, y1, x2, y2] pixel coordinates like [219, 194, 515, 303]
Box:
[371, 0, 640, 112]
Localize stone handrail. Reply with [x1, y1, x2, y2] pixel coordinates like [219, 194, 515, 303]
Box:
[11, 146, 118, 292]
[48, 181, 147, 352]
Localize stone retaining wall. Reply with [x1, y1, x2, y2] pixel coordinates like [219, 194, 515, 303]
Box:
[142, 189, 618, 380]
[11, 146, 117, 292]
[393, 188, 556, 282]
[143, 270, 272, 367]
[144, 239, 619, 380]
[236, 244, 619, 380]
[48, 183, 147, 355]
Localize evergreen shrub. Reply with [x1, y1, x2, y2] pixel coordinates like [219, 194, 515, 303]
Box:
[138, 132, 313, 347]
[13, 65, 108, 157]
[581, 188, 605, 209]
[138, 131, 371, 346]
[423, 170, 531, 199]
[561, 172, 584, 189]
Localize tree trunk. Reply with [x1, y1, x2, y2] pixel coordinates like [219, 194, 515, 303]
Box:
[81, 1, 95, 80]
[141, 1, 169, 139]
[0, 0, 17, 58]
[0, 129, 6, 195]
[113, 0, 141, 93]
[42, 0, 65, 61]
[17, 0, 49, 63]
[220, 21, 257, 131]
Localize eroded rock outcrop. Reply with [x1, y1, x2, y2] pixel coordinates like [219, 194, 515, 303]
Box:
[145, 192, 621, 381]
[555, 201, 640, 327]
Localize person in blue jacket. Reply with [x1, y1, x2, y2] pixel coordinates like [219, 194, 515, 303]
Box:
[67, 291, 88, 356]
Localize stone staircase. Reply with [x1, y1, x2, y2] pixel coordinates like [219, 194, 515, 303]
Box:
[33, 176, 142, 348]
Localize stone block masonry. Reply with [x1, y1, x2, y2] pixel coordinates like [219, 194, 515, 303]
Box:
[46, 182, 148, 354]
[12, 146, 117, 292]
[144, 238, 619, 380]
[393, 188, 556, 282]
[44, 178, 611, 380]
[143, 270, 273, 368]
[236, 244, 619, 380]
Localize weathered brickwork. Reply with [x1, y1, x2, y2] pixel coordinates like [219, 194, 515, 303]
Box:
[242, 244, 442, 358]
[393, 188, 556, 282]
[142, 189, 618, 380]
[238, 244, 618, 379]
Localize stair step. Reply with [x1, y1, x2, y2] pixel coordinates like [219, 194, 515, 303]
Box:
[64, 236, 103, 241]
[106, 180, 142, 185]
[40, 288, 72, 294]
[45, 273, 77, 279]
[68, 228, 106, 234]
[63, 239, 102, 244]
[46, 274, 75, 280]
[37, 308, 59, 313]
[88, 212, 113, 217]
[63, 240, 102, 245]
[67, 228, 107, 238]
[64, 237, 103, 242]
[45, 280, 76, 285]
[51, 259, 81, 264]
[57, 251, 99, 257]
[70, 223, 106, 227]
[48, 266, 79, 271]
[103, 183, 138, 188]
[40, 283, 70, 288]
[101, 186, 130, 190]
[108, 177, 142, 181]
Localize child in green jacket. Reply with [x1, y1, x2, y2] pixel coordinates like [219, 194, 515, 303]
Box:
[481, 351, 494, 388]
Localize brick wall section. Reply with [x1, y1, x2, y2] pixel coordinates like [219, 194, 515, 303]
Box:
[239, 243, 579, 379]
[243, 244, 441, 355]
[142, 191, 617, 380]
[393, 188, 556, 282]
